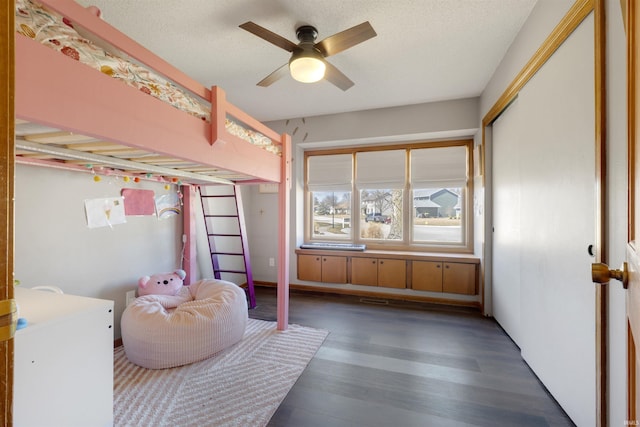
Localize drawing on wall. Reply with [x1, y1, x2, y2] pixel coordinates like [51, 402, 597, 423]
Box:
[121, 188, 156, 216]
[155, 192, 181, 218]
[85, 197, 126, 228]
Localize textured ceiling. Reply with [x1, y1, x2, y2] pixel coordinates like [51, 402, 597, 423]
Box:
[74, 0, 538, 122]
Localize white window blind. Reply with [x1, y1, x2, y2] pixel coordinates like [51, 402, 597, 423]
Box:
[411, 146, 467, 188]
[355, 150, 406, 189]
[307, 154, 353, 192]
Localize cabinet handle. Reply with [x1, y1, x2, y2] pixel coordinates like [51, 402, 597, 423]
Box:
[380, 261, 384, 265]
[437, 264, 441, 268]
[323, 258, 326, 262]
[316, 257, 320, 261]
[445, 265, 449, 269]
[372, 260, 376, 264]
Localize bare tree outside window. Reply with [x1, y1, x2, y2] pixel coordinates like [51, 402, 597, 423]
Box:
[360, 189, 403, 241]
[312, 191, 351, 239]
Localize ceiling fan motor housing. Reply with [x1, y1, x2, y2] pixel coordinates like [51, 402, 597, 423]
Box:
[296, 25, 319, 44]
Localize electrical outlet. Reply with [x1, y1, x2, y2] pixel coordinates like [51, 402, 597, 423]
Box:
[126, 290, 136, 306]
[269, 257, 275, 267]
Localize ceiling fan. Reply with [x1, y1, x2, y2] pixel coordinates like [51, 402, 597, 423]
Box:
[239, 21, 377, 91]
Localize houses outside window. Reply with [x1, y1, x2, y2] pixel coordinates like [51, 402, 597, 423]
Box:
[305, 140, 473, 252]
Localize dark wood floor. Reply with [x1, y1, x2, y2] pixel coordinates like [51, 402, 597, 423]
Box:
[248, 286, 575, 427]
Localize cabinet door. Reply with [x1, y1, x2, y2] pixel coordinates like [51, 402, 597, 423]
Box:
[321, 255, 347, 284]
[378, 259, 406, 288]
[443, 262, 477, 295]
[351, 257, 378, 286]
[412, 261, 443, 291]
[298, 254, 322, 282]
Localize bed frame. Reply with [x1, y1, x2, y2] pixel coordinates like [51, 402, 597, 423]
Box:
[14, 0, 292, 330]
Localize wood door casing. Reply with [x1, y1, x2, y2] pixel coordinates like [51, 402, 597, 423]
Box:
[629, 0, 640, 420]
[1, 1, 14, 425]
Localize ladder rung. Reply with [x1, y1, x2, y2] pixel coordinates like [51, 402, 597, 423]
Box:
[200, 185, 255, 309]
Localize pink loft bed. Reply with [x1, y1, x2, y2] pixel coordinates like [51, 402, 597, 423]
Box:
[14, 0, 291, 330]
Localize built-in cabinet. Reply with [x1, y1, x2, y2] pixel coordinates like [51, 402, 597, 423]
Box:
[298, 253, 347, 283]
[412, 261, 477, 294]
[351, 257, 406, 288]
[296, 249, 479, 296]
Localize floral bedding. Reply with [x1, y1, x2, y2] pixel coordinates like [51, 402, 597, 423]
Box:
[15, 0, 279, 155]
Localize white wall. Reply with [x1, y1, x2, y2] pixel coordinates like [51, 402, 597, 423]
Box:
[244, 185, 280, 283]
[267, 98, 479, 147]
[480, 0, 576, 115]
[14, 164, 183, 339]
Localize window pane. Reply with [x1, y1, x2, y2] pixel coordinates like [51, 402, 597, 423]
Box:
[311, 191, 351, 240]
[413, 188, 462, 243]
[360, 189, 403, 241]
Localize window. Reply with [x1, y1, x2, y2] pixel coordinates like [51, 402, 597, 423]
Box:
[410, 146, 467, 245]
[356, 150, 405, 242]
[304, 141, 472, 252]
[308, 154, 352, 240]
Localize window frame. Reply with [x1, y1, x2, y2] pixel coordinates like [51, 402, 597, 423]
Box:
[303, 139, 474, 253]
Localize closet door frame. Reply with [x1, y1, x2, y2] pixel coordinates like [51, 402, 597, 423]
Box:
[0, 0, 15, 425]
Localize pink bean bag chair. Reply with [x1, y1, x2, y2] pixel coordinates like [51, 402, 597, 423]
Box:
[121, 277, 248, 369]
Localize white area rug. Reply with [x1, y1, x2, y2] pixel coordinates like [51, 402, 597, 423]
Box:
[114, 318, 328, 427]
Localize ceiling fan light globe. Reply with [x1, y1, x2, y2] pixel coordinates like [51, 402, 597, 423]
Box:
[289, 57, 326, 83]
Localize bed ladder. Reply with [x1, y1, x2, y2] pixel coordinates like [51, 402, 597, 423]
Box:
[199, 185, 256, 309]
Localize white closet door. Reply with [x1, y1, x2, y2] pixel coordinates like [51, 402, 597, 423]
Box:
[491, 14, 595, 426]
[492, 97, 522, 345]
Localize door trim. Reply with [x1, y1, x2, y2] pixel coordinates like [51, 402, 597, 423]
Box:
[594, 1, 607, 424]
[0, 0, 15, 425]
[627, 0, 636, 243]
[482, 0, 606, 424]
[627, 0, 637, 420]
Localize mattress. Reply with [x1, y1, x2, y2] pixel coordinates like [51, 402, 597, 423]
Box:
[16, 0, 280, 155]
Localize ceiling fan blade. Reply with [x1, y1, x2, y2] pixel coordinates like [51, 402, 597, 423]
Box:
[322, 60, 354, 91]
[257, 63, 289, 87]
[239, 22, 298, 52]
[315, 21, 377, 57]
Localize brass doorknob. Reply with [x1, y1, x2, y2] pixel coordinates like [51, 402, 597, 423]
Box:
[592, 262, 628, 288]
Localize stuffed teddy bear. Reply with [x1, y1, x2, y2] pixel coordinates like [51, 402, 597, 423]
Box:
[138, 269, 186, 297]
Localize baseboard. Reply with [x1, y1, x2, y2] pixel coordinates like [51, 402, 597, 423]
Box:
[114, 337, 123, 348]
[253, 280, 481, 309]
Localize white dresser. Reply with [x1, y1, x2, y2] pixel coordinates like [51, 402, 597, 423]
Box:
[13, 288, 114, 427]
